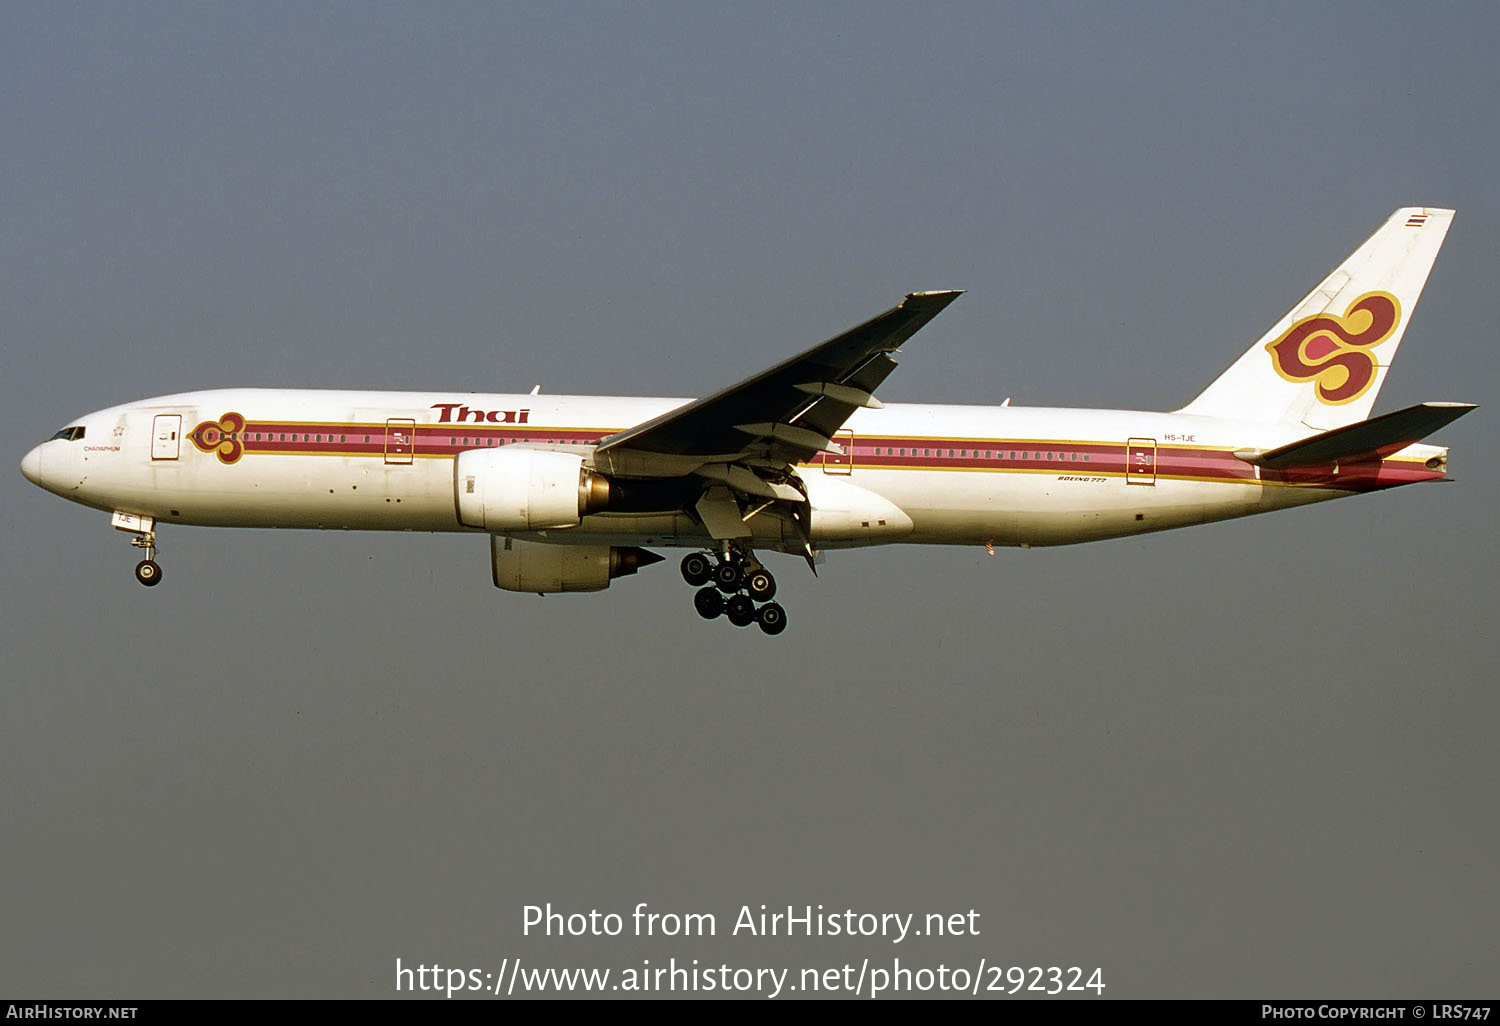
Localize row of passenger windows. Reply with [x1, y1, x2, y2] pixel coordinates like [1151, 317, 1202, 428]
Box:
[449, 437, 595, 446]
[869, 447, 1091, 462]
[209, 432, 1087, 459]
[214, 433, 584, 446]
[209, 433, 375, 443]
[228, 433, 359, 443]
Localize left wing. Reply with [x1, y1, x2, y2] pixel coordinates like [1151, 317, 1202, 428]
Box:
[590, 290, 963, 563]
[593, 290, 962, 478]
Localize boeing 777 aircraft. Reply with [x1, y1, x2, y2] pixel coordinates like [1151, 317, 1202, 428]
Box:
[20, 208, 1475, 636]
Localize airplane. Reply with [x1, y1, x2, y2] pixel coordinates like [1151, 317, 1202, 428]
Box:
[19, 207, 1475, 637]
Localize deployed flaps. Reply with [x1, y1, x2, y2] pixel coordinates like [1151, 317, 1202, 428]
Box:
[793, 381, 884, 409]
[733, 421, 845, 455]
[694, 464, 805, 502]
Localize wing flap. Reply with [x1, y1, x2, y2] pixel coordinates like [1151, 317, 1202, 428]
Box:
[694, 486, 753, 539]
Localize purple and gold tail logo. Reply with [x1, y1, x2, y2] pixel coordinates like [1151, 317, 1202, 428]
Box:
[1265, 291, 1400, 405]
[190, 412, 246, 464]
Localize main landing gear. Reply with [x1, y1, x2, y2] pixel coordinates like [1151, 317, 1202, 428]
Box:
[681, 546, 786, 636]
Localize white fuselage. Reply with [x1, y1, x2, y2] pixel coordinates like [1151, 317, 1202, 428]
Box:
[22, 388, 1445, 553]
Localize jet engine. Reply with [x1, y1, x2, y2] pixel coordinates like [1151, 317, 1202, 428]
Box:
[490, 536, 662, 593]
[455, 448, 610, 531]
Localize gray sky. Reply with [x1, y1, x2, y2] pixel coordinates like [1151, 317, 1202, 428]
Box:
[3, 1, 1496, 999]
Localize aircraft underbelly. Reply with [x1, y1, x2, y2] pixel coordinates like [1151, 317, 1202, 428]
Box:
[90, 454, 465, 531]
[863, 468, 1268, 546]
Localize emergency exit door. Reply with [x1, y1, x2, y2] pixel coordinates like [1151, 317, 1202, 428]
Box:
[151, 415, 181, 460]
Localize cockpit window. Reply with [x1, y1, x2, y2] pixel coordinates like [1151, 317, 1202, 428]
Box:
[50, 426, 86, 441]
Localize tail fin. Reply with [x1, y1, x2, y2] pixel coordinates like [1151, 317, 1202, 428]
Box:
[1177, 207, 1454, 430]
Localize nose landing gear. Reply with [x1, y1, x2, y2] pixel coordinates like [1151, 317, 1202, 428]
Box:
[115, 513, 163, 587]
[133, 556, 163, 586]
[681, 546, 786, 635]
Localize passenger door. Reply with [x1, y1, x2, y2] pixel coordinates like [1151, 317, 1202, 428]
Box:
[151, 415, 181, 460]
[385, 418, 416, 465]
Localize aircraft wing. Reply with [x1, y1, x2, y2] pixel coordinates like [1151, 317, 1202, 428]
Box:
[594, 290, 963, 474]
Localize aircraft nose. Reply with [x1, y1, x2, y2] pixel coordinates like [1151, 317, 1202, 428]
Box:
[20, 444, 44, 486]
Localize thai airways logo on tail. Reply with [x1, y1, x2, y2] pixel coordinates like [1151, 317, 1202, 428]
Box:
[1264, 291, 1400, 405]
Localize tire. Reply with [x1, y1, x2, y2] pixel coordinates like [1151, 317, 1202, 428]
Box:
[134, 560, 162, 587]
[745, 568, 776, 601]
[693, 586, 724, 619]
[714, 560, 742, 593]
[756, 602, 787, 636]
[726, 594, 756, 627]
[680, 552, 713, 586]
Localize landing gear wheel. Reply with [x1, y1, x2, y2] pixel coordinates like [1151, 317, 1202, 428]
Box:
[681, 552, 713, 586]
[693, 587, 725, 620]
[726, 594, 756, 627]
[745, 568, 776, 601]
[134, 559, 163, 587]
[756, 602, 787, 635]
[714, 560, 743, 593]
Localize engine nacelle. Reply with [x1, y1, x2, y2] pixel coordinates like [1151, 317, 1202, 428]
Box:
[455, 448, 610, 531]
[490, 536, 662, 593]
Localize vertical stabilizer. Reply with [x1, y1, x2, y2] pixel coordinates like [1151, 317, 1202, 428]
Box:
[1177, 208, 1453, 430]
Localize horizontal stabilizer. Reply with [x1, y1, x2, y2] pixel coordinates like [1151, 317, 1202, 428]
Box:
[1239, 402, 1476, 469]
